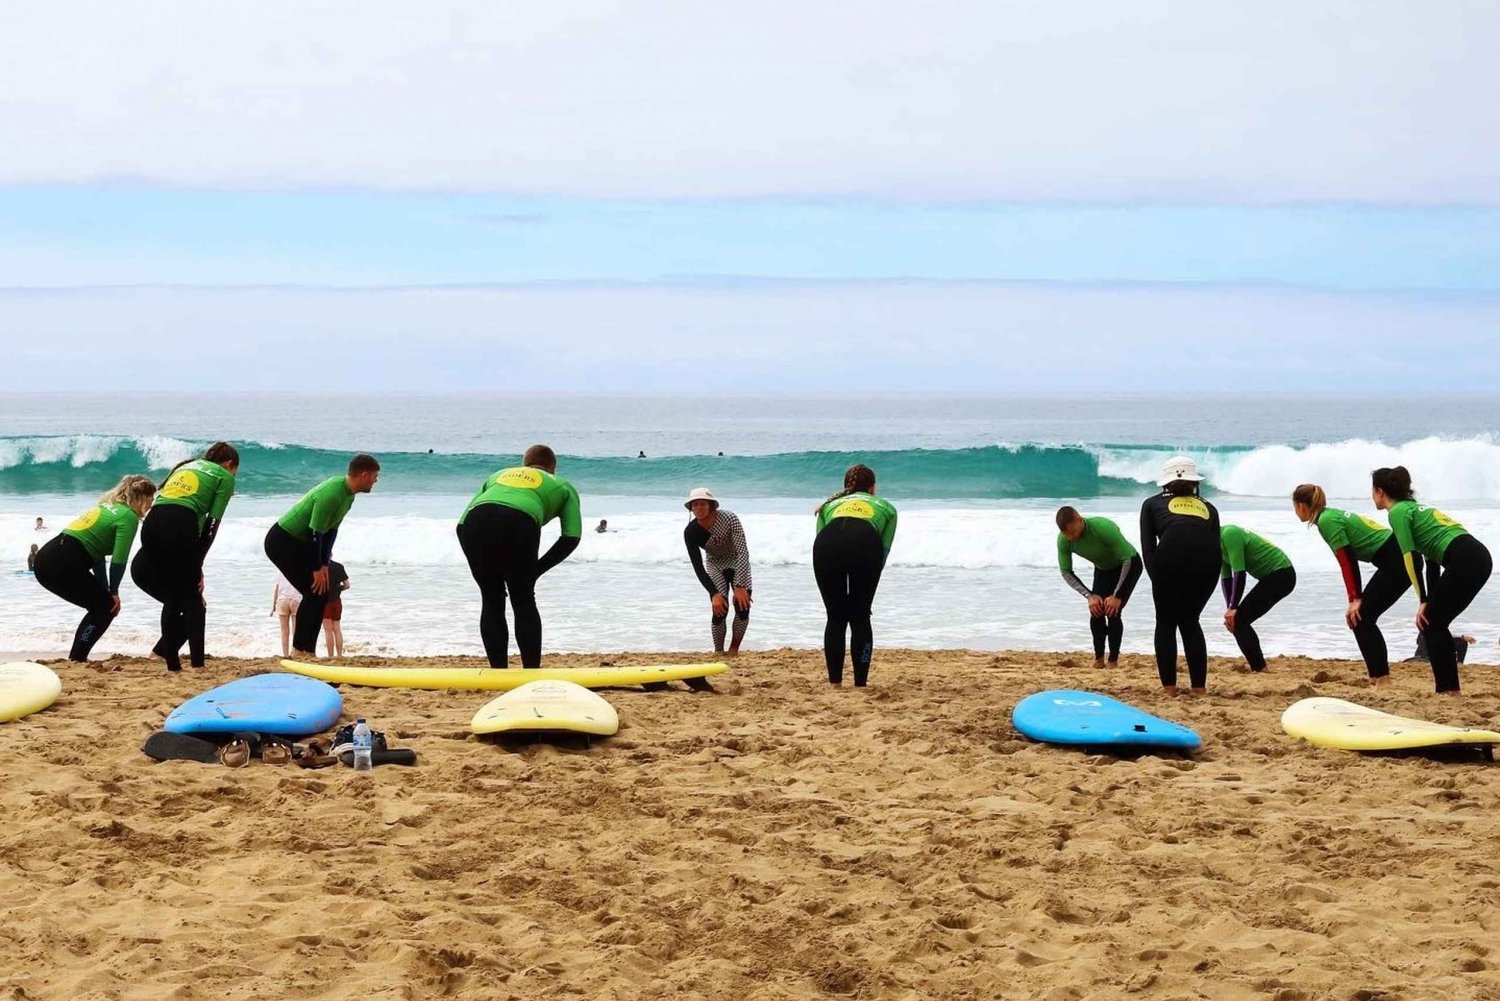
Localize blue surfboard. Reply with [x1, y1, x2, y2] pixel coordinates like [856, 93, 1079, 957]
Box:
[1012, 689, 1201, 752]
[165, 673, 343, 737]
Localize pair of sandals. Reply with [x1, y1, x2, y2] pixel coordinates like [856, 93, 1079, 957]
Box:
[218, 736, 336, 769]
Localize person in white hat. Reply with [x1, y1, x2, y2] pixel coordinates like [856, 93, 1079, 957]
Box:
[684, 488, 753, 655]
[1139, 456, 1221, 694]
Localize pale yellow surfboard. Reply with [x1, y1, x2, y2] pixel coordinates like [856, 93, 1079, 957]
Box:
[1281, 697, 1500, 751]
[281, 659, 727, 691]
[471, 680, 620, 736]
[0, 662, 62, 723]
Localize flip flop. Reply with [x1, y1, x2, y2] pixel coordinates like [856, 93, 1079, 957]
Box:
[261, 737, 293, 766]
[218, 738, 251, 768]
[293, 738, 337, 769]
[142, 731, 220, 764]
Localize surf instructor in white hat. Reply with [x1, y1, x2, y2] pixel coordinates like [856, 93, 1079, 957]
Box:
[1140, 456, 1222, 695]
[683, 487, 753, 656]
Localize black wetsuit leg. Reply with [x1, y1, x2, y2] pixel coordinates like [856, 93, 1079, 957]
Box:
[1350, 538, 1405, 679]
[1089, 555, 1142, 662]
[264, 523, 327, 655]
[812, 519, 885, 686]
[1231, 566, 1296, 672]
[33, 535, 115, 661]
[458, 504, 543, 668]
[132, 504, 201, 669]
[1423, 534, 1492, 693]
[1148, 541, 1220, 688]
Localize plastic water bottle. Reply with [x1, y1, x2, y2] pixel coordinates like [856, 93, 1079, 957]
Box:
[352, 718, 373, 773]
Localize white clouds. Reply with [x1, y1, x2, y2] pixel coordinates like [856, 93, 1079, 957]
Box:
[3, 281, 1496, 391]
[2, 1, 1496, 202]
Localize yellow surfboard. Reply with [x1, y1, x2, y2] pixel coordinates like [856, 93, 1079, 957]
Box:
[0, 662, 62, 723]
[281, 659, 727, 691]
[1281, 697, 1500, 751]
[471, 680, 619, 736]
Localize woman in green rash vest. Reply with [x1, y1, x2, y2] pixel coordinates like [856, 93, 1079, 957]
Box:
[264, 454, 381, 658]
[813, 464, 897, 687]
[1292, 483, 1407, 686]
[1371, 466, 1492, 694]
[130, 442, 239, 671]
[34, 475, 156, 661]
[456, 444, 583, 668]
[1055, 507, 1142, 668]
[1218, 525, 1295, 673]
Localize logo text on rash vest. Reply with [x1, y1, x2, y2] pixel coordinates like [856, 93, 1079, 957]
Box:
[67, 508, 101, 532]
[831, 499, 876, 520]
[1428, 507, 1461, 528]
[161, 469, 200, 500]
[1167, 497, 1210, 519]
[498, 468, 544, 490]
[1358, 514, 1385, 532]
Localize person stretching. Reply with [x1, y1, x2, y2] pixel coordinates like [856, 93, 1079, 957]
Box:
[457, 445, 582, 668]
[684, 487, 753, 655]
[264, 454, 380, 657]
[813, 464, 898, 687]
[1055, 507, 1142, 667]
[34, 475, 156, 662]
[1140, 456, 1221, 695]
[1218, 525, 1295, 673]
[1292, 483, 1408, 686]
[1372, 465, 1492, 694]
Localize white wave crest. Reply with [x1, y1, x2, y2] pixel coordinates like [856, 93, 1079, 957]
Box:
[0, 435, 198, 471]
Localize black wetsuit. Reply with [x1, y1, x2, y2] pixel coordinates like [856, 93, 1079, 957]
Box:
[1140, 490, 1221, 688]
[457, 504, 580, 668]
[1342, 537, 1410, 680]
[33, 536, 115, 661]
[130, 505, 205, 671]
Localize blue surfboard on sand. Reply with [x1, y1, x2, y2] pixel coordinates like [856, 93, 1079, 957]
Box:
[1012, 689, 1201, 752]
[165, 673, 343, 737]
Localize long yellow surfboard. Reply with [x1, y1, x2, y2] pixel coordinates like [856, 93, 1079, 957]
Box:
[1281, 697, 1500, 752]
[281, 659, 727, 691]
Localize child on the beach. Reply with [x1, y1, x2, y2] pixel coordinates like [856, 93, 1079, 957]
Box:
[272, 572, 301, 658]
[322, 560, 350, 658]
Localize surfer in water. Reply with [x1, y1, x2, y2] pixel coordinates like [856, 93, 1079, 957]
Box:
[1372, 466, 1492, 694]
[813, 464, 897, 687]
[683, 488, 753, 656]
[1140, 457, 1221, 695]
[456, 444, 582, 668]
[33, 475, 156, 661]
[130, 442, 239, 671]
[1219, 525, 1295, 672]
[1055, 507, 1142, 668]
[1292, 484, 1407, 687]
[264, 454, 380, 658]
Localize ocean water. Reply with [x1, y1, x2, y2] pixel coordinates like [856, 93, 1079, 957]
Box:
[2, 393, 1498, 665]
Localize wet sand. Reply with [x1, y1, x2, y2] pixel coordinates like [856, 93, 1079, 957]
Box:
[2, 649, 1499, 1000]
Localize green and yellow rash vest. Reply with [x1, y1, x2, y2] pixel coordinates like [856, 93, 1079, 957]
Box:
[1314, 507, 1393, 601]
[61, 502, 140, 592]
[154, 459, 236, 532]
[1387, 499, 1469, 599]
[815, 492, 898, 553]
[460, 467, 583, 537]
[277, 476, 356, 551]
[1057, 516, 1138, 598]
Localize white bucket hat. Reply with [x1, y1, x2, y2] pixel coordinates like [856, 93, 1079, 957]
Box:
[1158, 455, 1205, 487]
[684, 487, 720, 510]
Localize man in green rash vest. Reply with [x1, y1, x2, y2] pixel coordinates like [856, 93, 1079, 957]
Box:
[263, 454, 381, 656]
[1218, 525, 1296, 673]
[457, 444, 583, 668]
[1055, 507, 1143, 667]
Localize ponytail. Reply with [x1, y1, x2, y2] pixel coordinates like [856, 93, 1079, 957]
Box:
[816, 463, 877, 512]
[1291, 483, 1327, 525]
[204, 441, 239, 468]
[100, 474, 157, 516]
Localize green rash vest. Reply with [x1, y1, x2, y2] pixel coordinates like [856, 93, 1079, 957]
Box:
[815, 492, 898, 552]
[461, 467, 583, 537]
[154, 459, 236, 532]
[1314, 508, 1392, 563]
[1387, 499, 1468, 594]
[1219, 525, 1293, 580]
[1057, 517, 1137, 574]
[62, 503, 140, 588]
[276, 476, 356, 542]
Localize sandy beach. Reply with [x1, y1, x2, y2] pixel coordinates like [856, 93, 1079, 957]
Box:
[2, 648, 1499, 1000]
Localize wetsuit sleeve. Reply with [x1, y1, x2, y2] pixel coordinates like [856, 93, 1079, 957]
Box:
[1060, 570, 1092, 599]
[1333, 547, 1363, 601]
[200, 518, 222, 559]
[536, 534, 580, 577]
[685, 523, 716, 595]
[559, 485, 583, 539]
[93, 557, 112, 591]
[1139, 500, 1157, 574]
[726, 512, 752, 589]
[310, 528, 337, 569]
[1223, 571, 1246, 608]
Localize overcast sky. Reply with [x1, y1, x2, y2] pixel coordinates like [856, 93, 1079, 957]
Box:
[2, 1, 1496, 390]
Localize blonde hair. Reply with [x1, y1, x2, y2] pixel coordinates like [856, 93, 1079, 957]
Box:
[100, 475, 157, 516]
[1291, 483, 1327, 525]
